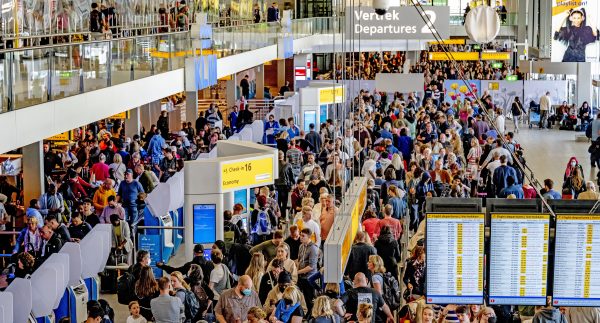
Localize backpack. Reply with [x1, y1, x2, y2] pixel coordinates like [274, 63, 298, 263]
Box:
[377, 272, 401, 311]
[117, 271, 136, 304]
[251, 209, 272, 236]
[182, 289, 200, 320]
[223, 224, 236, 250]
[90, 10, 103, 32]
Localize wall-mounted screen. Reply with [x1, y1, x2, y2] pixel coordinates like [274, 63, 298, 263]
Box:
[426, 213, 485, 304]
[303, 110, 317, 132]
[193, 204, 216, 244]
[489, 214, 549, 305]
[234, 189, 248, 212]
[553, 214, 600, 306]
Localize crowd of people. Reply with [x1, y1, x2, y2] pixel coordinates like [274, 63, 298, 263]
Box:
[318, 45, 521, 83]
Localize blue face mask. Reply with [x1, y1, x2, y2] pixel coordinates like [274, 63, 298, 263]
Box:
[242, 288, 252, 296]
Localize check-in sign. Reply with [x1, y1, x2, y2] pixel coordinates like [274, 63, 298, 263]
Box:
[346, 6, 450, 40]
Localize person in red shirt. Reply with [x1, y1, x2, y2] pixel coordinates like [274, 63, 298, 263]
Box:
[362, 209, 380, 241]
[90, 153, 110, 182]
[378, 204, 403, 241]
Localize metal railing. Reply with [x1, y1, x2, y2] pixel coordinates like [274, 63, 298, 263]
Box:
[0, 31, 190, 113]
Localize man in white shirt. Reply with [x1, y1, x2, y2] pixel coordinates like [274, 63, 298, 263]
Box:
[485, 152, 502, 184]
[300, 153, 317, 180]
[361, 150, 379, 180]
[539, 91, 552, 129]
[481, 139, 513, 168]
[495, 108, 506, 135]
[295, 206, 321, 246]
[342, 128, 357, 157]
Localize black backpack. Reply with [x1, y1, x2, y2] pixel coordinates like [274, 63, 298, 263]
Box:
[377, 272, 401, 311]
[182, 289, 200, 320]
[117, 271, 135, 304]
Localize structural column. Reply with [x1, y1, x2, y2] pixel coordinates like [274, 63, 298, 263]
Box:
[255, 65, 265, 99]
[22, 141, 44, 205]
[140, 100, 163, 132]
[576, 63, 592, 106]
[226, 77, 237, 109]
[277, 59, 286, 89]
[124, 107, 141, 139]
[185, 90, 198, 124]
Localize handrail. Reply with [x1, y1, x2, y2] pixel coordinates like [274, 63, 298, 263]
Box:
[0, 30, 189, 54]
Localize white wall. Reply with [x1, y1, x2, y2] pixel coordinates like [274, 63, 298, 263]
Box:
[0, 69, 185, 154]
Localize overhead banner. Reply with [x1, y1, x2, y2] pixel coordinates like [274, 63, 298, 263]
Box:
[346, 6, 450, 40]
[429, 52, 479, 60]
[551, 0, 600, 62]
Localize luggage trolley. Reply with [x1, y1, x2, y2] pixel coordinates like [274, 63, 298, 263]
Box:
[528, 108, 540, 128]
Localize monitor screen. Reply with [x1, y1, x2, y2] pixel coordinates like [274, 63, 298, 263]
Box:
[304, 111, 317, 132]
[234, 189, 248, 212]
[193, 204, 216, 244]
[203, 249, 212, 261]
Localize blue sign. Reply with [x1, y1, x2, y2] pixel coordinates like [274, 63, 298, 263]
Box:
[193, 204, 217, 244]
[194, 55, 217, 91]
[319, 105, 328, 125]
[138, 234, 163, 278]
[234, 189, 248, 211]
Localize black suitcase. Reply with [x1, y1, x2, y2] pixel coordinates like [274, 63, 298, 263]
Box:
[100, 269, 118, 294]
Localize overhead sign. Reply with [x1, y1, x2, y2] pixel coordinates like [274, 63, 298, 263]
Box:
[220, 156, 274, 191]
[110, 111, 130, 119]
[47, 131, 73, 141]
[346, 6, 450, 40]
[481, 52, 511, 60]
[429, 52, 479, 61]
[506, 75, 518, 81]
[319, 87, 345, 104]
[429, 39, 465, 45]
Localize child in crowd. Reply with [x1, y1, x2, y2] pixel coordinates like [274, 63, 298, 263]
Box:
[127, 301, 147, 323]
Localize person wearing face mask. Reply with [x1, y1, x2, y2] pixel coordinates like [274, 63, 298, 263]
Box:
[99, 195, 126, 224]
[130, 249, 152, 281]
[269, 286, 304, 323]
[215, 275, 261, 323]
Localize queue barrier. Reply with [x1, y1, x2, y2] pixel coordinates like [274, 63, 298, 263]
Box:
[0, 291, 12, 322]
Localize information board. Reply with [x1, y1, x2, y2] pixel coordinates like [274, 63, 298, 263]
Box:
[220, 156, 274, 191]
[489, 214, 549, 305]
[553, 214, 600, 306]
[234, 189, 248, 212]
[193, 204, 216, 244]
[426, 213, 485, 304]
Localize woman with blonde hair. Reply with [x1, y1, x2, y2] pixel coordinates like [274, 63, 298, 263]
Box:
[245, 252, 266, 292]
[268, 244, 298, 282]
[248, 306, 268, 323]
[311, 295, 341, 323]
[109, 153, 126, 182]
[170, 271, 193, 323]
[270, 286, 304, 323]
[367, 255, 387, 295]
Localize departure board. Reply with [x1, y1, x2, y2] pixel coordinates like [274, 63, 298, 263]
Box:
[426, 213, 485, 304]
[489, 214, 549, 305]
[553, 215, 600, 306]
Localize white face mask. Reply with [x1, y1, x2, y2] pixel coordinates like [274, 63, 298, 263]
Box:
[571, 162, 577, 167]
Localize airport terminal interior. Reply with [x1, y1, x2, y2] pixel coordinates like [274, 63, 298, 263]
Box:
[2, 0, 600, 322]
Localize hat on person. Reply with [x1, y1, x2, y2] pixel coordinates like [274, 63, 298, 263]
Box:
[125, 169, 133, 175]
[162, 143, 169, 150]
[277, 271, 292, 285]
[178, 131, 187, 137]
[257, 195, 267, 207]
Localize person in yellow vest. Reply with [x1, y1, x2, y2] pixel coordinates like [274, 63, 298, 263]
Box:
[294, 206, 321, 246]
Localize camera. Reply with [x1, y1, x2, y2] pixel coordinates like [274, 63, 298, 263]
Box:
[373, 0, 391, 15]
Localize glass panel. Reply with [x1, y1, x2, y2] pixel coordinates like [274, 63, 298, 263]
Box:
[13, 49, 49, 109]
[82, 42, 109, 92]
[0, 55, 8, 113]
[51, 45, 81, 100]
[133, 37, 154, 80]
[111, 38, 134, 86]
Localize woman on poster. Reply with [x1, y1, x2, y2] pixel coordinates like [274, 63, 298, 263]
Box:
[554, 8, 599, 62]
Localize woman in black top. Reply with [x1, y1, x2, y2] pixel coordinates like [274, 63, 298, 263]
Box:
[554, 8, 599, 62]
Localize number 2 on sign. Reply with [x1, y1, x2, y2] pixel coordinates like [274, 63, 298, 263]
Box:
[421, 10, 437, 34]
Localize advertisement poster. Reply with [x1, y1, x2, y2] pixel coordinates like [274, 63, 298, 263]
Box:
[443, 80, 481, 105]
[552, 0, 600, 62]
[523, 80, 568, 107]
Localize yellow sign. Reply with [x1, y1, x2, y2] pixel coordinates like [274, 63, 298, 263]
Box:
[481, 52, 511, 60]
[319, 87, 345, 105]
[428, 52, 479, 61]
[492, 213, 550, 220]
[110, 111, 130, 119]
[341, 220, 353, 270]
[429, 39, 466, 45]
[221, 156, 274, 191]
[488, 82, 500, 91]
[47, 131, 73, 141]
